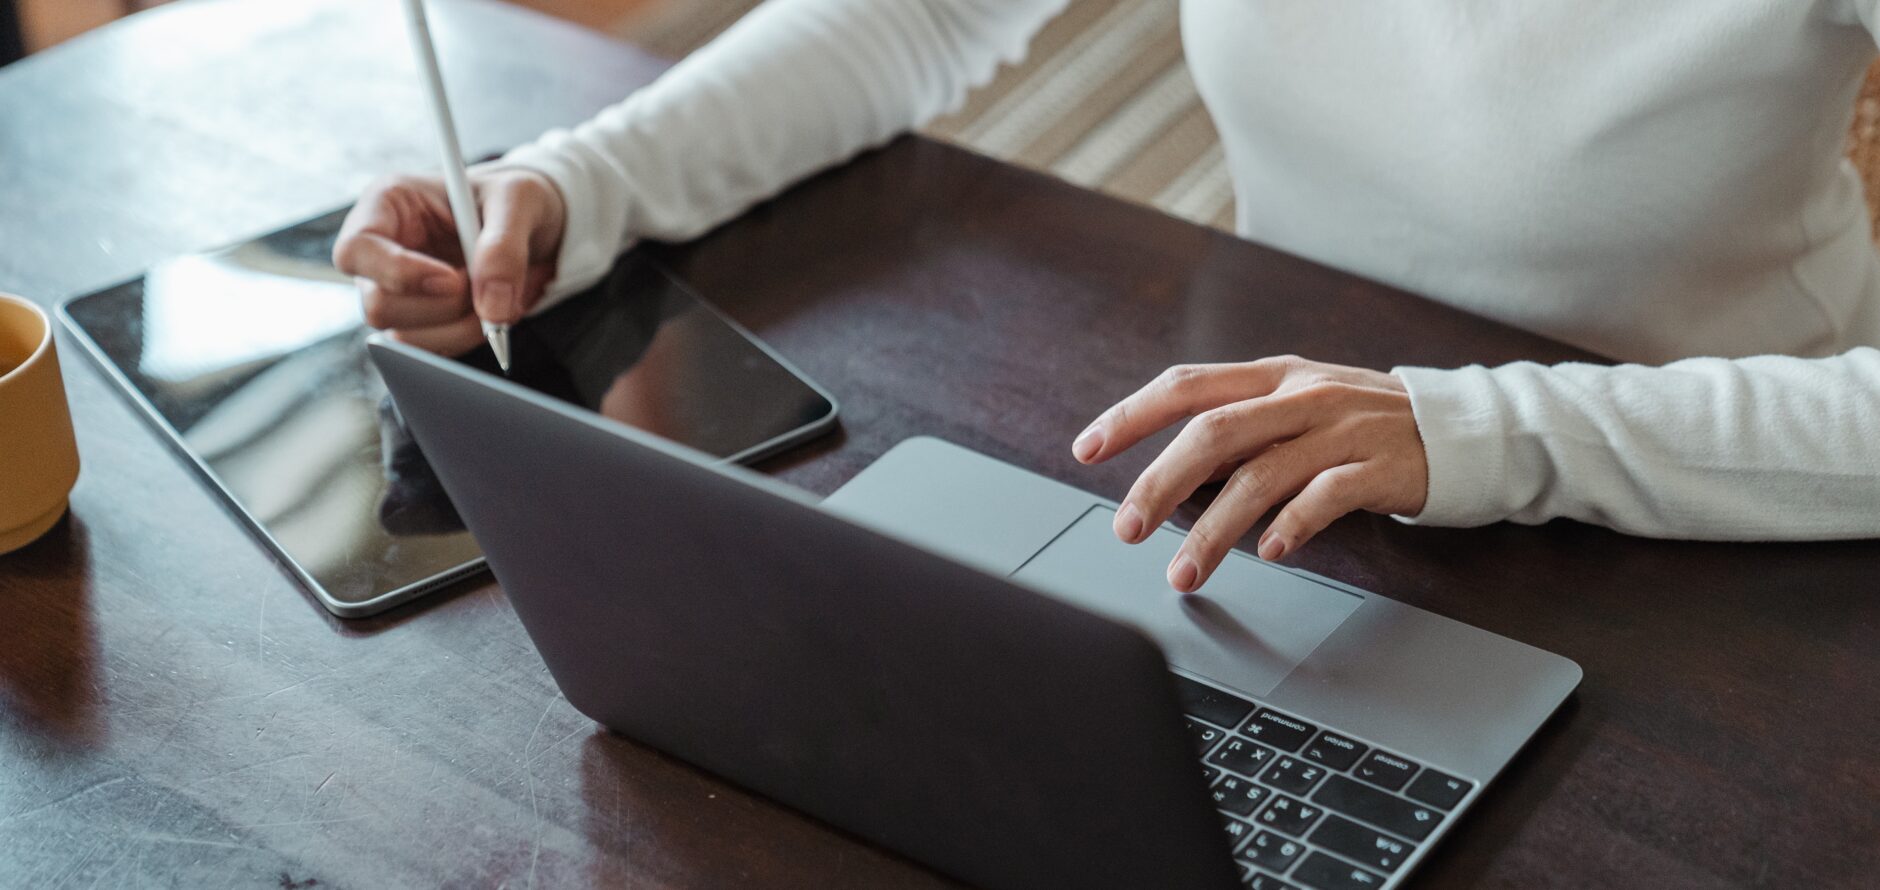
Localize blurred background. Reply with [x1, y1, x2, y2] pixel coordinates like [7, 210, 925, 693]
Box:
[10, 0, 1880, 238]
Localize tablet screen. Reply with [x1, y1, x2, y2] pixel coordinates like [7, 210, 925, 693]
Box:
[62, 209, 836, 614]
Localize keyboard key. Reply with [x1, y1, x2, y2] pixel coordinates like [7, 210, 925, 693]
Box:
[1209, 736, 1276, 777]
[1301, 732, 1368, 772]
[1312, 776, 1442, 841]
[1221, 814, 1255, 853]
[1241, 709, 1317, 752]
[1174, 674, 1257, 729]
[1246, 871, 1298, 890]
[1352, 750, 1420, 792]
[1203, 765, 1221, 786]
[1238, 829, 1305, 873]
[1260, 756, 1327, 796]
[1309, 814, 1415, 874]
[1254, 793, 1324, 837]
[1291, 852, 1387, 889]
[1186, 718, 1229, 755]
[1405, 768, 1473, 811]
[1211, 773, 1270, 817]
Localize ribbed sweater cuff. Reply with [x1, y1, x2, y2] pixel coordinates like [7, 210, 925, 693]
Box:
[1390, 364, 1512, 528]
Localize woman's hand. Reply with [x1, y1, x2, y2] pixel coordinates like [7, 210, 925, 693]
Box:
[1072, 357, 1429, 592]
[333, 168, 566, 356]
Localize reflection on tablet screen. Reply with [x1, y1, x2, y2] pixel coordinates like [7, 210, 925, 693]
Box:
[379, 255, 838, 537]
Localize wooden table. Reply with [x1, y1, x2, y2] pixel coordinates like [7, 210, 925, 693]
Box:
[2, 1, 1875, 886]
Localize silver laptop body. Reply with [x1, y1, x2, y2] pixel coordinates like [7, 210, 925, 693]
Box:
[369, 336, 1581, 890]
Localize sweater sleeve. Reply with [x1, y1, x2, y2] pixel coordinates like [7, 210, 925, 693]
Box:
[1391, 348, 1880, 539]
[498, 0, 1066, 302]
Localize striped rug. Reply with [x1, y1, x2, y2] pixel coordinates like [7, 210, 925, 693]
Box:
[612, 0, 1235, 231]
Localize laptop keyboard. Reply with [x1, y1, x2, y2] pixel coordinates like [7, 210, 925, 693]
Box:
[1173, 674, 1475, 890]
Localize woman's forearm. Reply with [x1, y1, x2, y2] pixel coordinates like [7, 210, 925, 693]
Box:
[1395, 348, 1880, 539]
[502, 0, 1066, 298]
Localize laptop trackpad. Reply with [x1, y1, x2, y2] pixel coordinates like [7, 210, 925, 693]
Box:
[1012, 506, 1363, 698]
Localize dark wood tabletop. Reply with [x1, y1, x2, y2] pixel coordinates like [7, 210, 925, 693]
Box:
[2, 1, 1875, 887]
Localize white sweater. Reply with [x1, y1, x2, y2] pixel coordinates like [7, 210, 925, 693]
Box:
[503, 0, 1880, 539]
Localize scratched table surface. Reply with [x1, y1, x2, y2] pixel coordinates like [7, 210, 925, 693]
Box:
[2, 1, 1878, 887]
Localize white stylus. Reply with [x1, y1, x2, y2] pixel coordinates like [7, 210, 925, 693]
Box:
[400, 0, 511, 373]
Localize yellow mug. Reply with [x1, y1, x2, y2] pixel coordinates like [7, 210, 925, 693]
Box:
[0, 293, 81, 554]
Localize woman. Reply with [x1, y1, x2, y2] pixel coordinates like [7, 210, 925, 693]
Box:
[335, 0, 1880, 593]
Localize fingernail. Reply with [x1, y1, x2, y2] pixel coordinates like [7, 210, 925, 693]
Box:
[1115, 503, 1146, 543]
[423, 274, 459, 298]
[1072, 425, 1104, 462]
[480, 281, 518, 321]
[1258, 533, 1288, 561]
[1168, 554, 1199, 591]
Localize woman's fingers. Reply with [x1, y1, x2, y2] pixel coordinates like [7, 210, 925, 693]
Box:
[356, 276, 469, 330]
[388, 314, 487, 357]
[1167, 436, 1333, 591]
[334, 170, 566, 343]
[337, 232, 463, 307]
[1075, 356, 1425, 590]
[469, 172, 561, 324]
[335, 176, 455, 267]
[1073, 358, 1300, 464]
[1168, 458, 1382, 593]
[1114, 394, 1315, 544]
[335, 176, 470, 334]
[1260, 463, 1378, 561]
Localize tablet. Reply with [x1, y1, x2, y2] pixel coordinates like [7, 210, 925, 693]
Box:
[60, 209, 838, 617]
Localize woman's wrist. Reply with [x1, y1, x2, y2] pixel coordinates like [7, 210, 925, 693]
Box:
[1390, 364, 1517, 528]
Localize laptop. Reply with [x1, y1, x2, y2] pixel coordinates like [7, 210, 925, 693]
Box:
[369, 336, 1581, 890]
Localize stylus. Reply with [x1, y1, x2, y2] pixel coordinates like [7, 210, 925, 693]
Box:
[399, 0, 512, 374]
